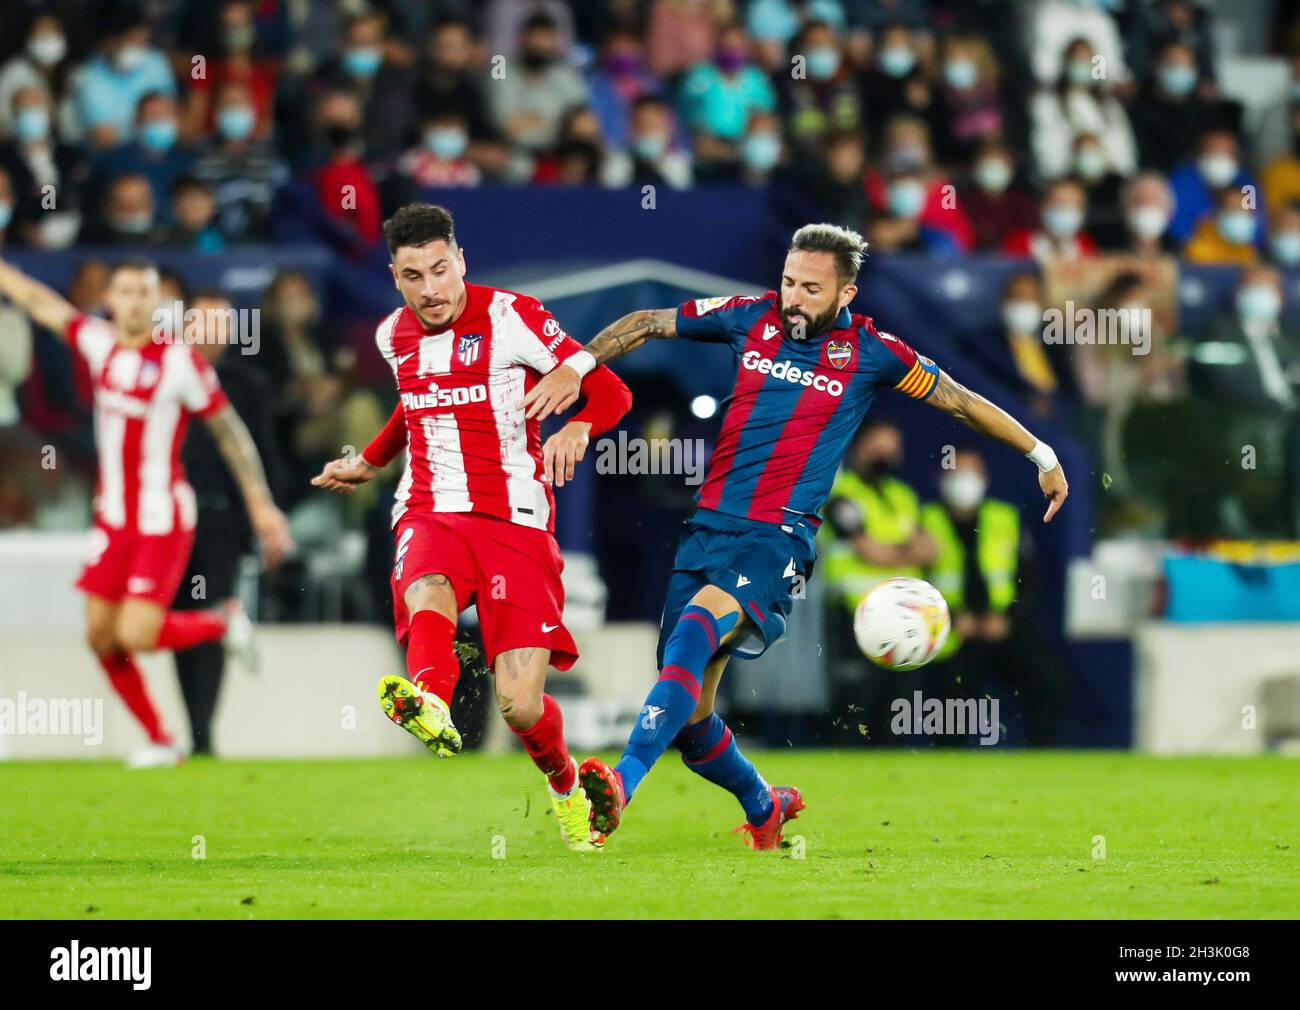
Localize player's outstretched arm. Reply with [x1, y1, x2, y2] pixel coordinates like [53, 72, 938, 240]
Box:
[0, 257, 77, 337]
[926, 369, 1069, 523]
[312, 404, 404, 494]
[524, 308, 675, 421]
[204, 403, 295, 567]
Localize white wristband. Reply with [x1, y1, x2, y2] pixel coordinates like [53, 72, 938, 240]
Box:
[564, 350, 597, 379]
[1025, 439, 1059, 473]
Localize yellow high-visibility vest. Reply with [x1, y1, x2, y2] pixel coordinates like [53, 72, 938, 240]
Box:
[821, 470, 923, 609]
[921, 499, 1020, 659]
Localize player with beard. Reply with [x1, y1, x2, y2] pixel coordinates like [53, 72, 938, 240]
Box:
[524, 223, 1070, 849]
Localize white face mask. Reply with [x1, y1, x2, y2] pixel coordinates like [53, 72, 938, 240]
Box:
[1127, 204, 1169, 239]
[1002, 299, 1043, 333]
[28, 32, 66, 66]
[1198, 152, 1238, 189]
[940, 471, 988, 511]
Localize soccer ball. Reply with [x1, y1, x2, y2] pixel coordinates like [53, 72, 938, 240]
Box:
[853, 577, 951, 671]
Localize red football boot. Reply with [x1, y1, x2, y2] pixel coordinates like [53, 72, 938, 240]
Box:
[578, 757, 625, 839]
[734, 786, 805, 850]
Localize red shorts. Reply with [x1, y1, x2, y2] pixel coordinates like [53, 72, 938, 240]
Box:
[75, 522, 195, 608]
[391, 511, 578, 671]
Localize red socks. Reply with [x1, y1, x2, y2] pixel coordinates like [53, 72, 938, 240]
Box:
[406, 610, 460, 704]
[98, 651, 170, 744]
[156, 610, 227, 651]
[514, 695, 577, 794]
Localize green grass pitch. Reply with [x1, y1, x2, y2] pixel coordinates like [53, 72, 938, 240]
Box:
[1, 751, 1295, 919]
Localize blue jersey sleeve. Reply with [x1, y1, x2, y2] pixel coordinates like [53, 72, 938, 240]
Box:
[674, 294, 767, 348]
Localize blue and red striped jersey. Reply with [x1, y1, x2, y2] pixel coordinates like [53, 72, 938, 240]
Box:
[676, 290, 940, 525]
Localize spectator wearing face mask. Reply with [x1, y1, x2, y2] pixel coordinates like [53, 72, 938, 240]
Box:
[861, 23, 937, 141]
[920, 446, 1063, 745]
[531, 105, 609, 185]
[1129, 40, 1241, 176]
[779, 20, 863, 153]
[72, 16, 177, 150]
[865, 115, 973, 251]
[396, 108, 481, 188]
[0, 12, 76, 140]
[415, 18, 496, 157]
[1002, 178, 1098, 261]
[822, 418, 938, 614]
[316, 11, 419, 162]
[868, 167, 963, 256]
[306, 90, 382, 243]
[488, 12, 588, 155]
[1030, 36, 1137, 182]
[191, 80, 288, 241]
[1026, 0, 1131, 86]
[95, 93, 196, 226]
[981, 273, 1064, 413]
[1268, 201, 1300, 271]
[182, 0, 280, 147]
[168, 176, 225, 252]
[932, 31, 1005, 167]
[1189, 265, 1300, 413]
[1183, 186, 1261, 266]
[0, 86, 89, 249]
[1168, 127, 1261, 246]
[82, 173, 166, 245]
[679, 23, 776, 174]
[961, 141, 1040, 251]
[602, 95, 693, 190]
[1260, 83, 1300, 218]
[587, 29, 666, 153]
[1073, 132, 1128, 248]
[1120, 172, 1177, 258]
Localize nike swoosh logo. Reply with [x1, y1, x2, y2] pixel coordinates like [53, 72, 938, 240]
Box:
[541, 622, 559, 633]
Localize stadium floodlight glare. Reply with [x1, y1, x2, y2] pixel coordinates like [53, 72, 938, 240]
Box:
[690, 395, 718, 419]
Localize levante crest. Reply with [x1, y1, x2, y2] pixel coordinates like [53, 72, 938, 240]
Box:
[826, 340, 853, 369]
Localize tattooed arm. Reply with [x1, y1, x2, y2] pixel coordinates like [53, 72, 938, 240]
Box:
[524, 309, 676, 420]
[926, 370, 1070, 523]
[203, 403, 295, 567]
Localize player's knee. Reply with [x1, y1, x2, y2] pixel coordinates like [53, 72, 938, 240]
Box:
[404, 574, 456, 618]
[498, 687, 543, 730]
[114, 616, 157, 653]
[85, 625, 117, 657]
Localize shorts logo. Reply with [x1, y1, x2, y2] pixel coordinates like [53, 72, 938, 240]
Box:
[127, 576, 154, 594]
[827, 340, 852, 369]
[541, 622, 559, 632]
[394, 527, 414, 581]
[457, 333, 483, 367]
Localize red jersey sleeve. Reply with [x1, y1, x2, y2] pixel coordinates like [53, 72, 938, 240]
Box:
[362, 404, 407, 468]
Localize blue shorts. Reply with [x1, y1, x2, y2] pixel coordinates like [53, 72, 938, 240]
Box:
[656, 508, 819, 665]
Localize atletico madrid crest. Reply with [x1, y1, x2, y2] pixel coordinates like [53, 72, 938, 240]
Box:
[457, 333, 483, 366]
[826, 340, 853, 369]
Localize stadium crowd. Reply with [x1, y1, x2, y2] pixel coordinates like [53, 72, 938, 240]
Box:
[2, 0, 1300, 615]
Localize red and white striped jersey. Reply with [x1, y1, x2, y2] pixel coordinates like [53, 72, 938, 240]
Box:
[375, 282, 587, 532]
[69, 314, 228, 535]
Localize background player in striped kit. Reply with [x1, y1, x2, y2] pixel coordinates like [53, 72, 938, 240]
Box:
[525, 223, 1070, 848]
[0, 256, 293, 767]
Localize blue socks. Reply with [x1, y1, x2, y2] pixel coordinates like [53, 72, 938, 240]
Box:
[615, 606, 735, 802]
[674, 712, 773, 824]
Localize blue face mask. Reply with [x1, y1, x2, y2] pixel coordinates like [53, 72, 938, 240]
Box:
[887, 180, 926, 219]
[1272, 230, 1300, 266]
[140, 119, 177, 152]
[344, 47, 382, 78]
[747, 0, 797, 41]
[425, 127, 467, 160]
[806, 46, 840, 81]
[1043, 204, 1083, 238]
[633, 134, 667, 161]
[1218, 210, 1256, 245]
[742, 132, 781, 171]
[1159, 63, 1197, 97]
[879, 46, 916, 78]
[15, 106, 49, 142]
[944, 58, 978, 91]
[218, 106, 256, 141]
[0, 201, 12, 230]
[1237, 283, 1281, 321]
